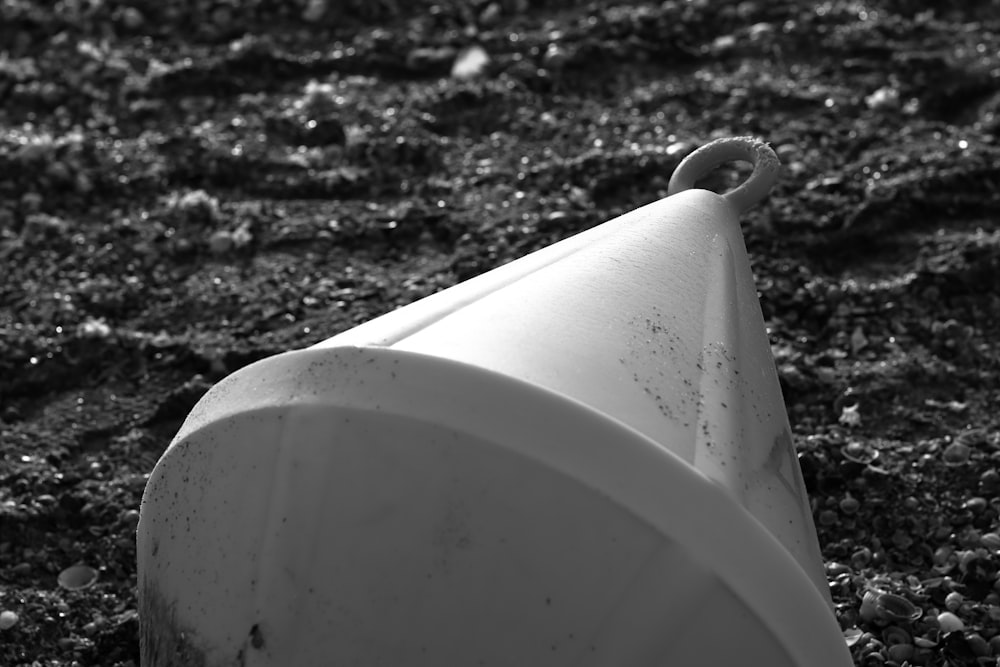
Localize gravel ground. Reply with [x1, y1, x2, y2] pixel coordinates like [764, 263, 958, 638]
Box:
[1, 1, 1000, 665]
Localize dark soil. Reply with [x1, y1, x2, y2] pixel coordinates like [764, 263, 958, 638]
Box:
[2, 1, 1000, 665]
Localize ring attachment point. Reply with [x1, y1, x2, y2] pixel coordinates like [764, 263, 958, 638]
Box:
[667, 136, 780, 214]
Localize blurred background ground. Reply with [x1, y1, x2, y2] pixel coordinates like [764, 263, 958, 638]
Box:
[1, 0, 1000, 665]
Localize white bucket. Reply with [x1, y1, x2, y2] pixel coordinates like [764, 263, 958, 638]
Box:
[138, 137, 851, 667]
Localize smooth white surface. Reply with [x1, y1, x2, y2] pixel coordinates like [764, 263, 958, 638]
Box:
[139, 347, 850, 667]
[314, 190, 829, 603]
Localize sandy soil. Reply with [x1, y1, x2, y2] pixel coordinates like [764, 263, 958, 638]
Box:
[1, 1, 999, 665]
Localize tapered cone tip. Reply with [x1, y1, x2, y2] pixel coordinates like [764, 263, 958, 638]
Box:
[332, 189, 829, 603]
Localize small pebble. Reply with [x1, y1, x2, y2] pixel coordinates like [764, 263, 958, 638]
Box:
[850, 325, 868, 354]
[933, 545, 954, 566]
[46, 160, 71, 183]
[451, 45, 490, 80]
[78, 318, 112, 339]
[58, 564, 98, 591]
[231, 225, 253, 248]
[937, 611, 965, 632]
[945, 591, 964, 612]
[747, 21, 775, 41]
[882, 625, 911, 646]
[859, 593, 878, 622]
[980, 469, 1000, 493]
[839, 403, 862, 427]
[943, 441, 972, 466]
[964, 497, 988, 514]
[843, 627, 864, 647]
[302, 0, 327, 22]
[957, 550, 979, 573]
[865, 85, 900, 110]
[839, 606, 860, 628]
[933, 524, 953, 540]
[711, 34, 737, 54]
[120, 6, 144, 29]
[665, 141, 695, 157]
[827, 561, 851, 577]
[208, 230, 233, 254]
[210, 5, 232, 28]
[478, 2, 501, 27]
[839, 496, 860, 515]
[75, 173, 93, 194]
[0, 610, 17, 630]
[542, 43, 571, 70]
[886, 643, 913, 662]
[958, 528, 982, 549]
[965, 632, 990, 657]
[851, 546, 873, 569]
[891, 529, 913, 549]
[860, 650, 885, 666]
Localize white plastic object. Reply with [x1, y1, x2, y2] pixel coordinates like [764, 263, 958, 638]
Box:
[138, 137, 852, 667]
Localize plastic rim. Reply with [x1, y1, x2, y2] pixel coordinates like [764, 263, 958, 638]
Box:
[667, 136, 780, 214]
[172, 344, 851, 667]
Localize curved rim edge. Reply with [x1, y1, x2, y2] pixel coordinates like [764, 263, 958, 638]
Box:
[157, 344, 851, 667]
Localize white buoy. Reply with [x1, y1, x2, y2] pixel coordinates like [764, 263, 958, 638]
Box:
[138, 137, 852, 667]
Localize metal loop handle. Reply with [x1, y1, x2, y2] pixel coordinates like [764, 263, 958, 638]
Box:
[667, 137, 780, 215]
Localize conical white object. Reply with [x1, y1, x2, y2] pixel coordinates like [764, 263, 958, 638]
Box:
[138, 138, 852, 667]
